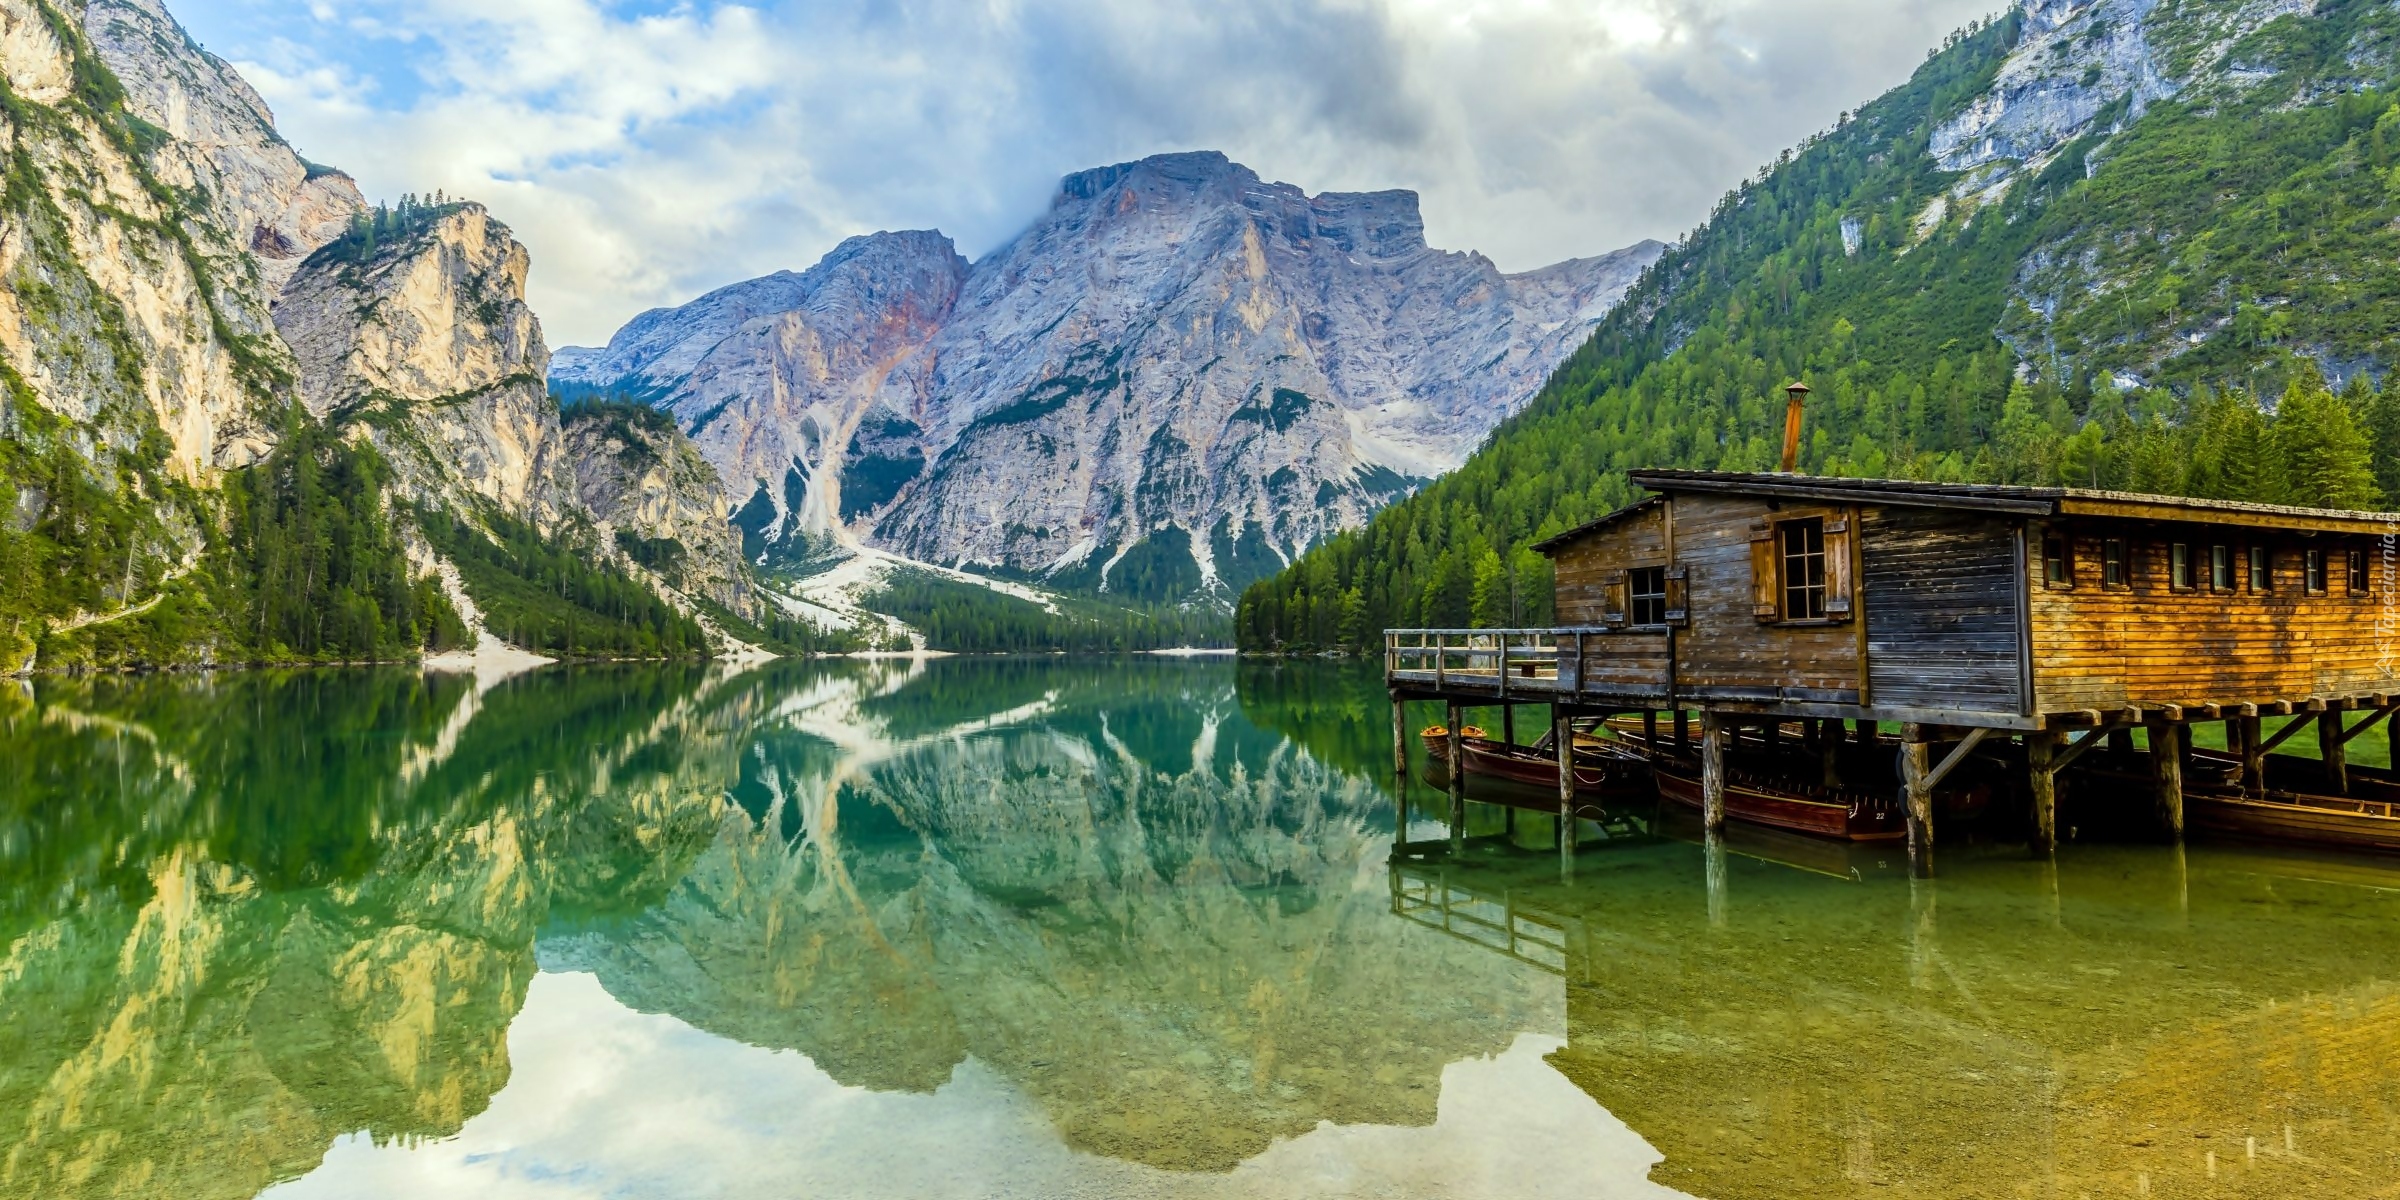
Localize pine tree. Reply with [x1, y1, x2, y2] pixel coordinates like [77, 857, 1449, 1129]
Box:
[2184, 390, 2280, 502]
[1468, 546, 1508, 628]
[2362, 372, 2400, 503]
[1334, 586, 1368, 649]
[2273, 370, 2380, 509]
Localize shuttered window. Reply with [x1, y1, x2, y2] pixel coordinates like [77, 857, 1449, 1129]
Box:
[1783, 519, 1828, 619]
[1629, 566, 1667, 626]
[1750, 523, 1779, 619]
[1750, 511, 1853, 623]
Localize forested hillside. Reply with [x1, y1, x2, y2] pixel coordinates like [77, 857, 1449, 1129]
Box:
[0, 0, 802, 670]
[1239, 0, 2400, 651]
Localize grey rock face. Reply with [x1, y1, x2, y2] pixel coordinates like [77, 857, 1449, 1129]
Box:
[558, 230, 968, 553]
[0, 0, 321, 485]
[82, 0, 365, 296]
[275, 206, 576, 526]
[561, 152, 1659, 595]
[1931, 0, 2316, 177]
[562, 402, 756, 618]
[3, 0, 764, 658]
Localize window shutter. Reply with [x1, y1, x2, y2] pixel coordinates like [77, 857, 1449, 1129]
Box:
[1602, 571, 1629, 627]
[1825, 514, 1855, 619]
[1749, 521, 1779, 621]
[1663, 566, 1689, 626]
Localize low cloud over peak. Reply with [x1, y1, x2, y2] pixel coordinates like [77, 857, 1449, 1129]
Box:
[182, 0, 1997, 345]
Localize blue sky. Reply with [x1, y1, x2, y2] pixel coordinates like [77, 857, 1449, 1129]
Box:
[174, 0, 2000, 346]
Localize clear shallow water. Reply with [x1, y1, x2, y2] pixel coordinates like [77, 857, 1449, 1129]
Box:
[2, 659, 2398, 1199]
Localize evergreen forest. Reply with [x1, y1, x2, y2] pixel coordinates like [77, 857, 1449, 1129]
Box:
[417, 506, 708, 659]
[1239, 2, 2400, 652]
[862, 569, 1231, 653]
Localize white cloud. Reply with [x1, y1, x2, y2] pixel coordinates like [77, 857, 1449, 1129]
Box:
[178, 0, 2001, 346]
[264, 971, 1687, 1199]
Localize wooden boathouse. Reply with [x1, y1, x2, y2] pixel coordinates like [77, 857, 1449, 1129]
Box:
[1387, 468, 2400, 874]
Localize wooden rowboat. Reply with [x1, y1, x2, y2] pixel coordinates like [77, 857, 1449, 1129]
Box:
[1450, 736, 1652, 799]
[1651, 759, 1909, 842]
[2188, 791, 2400, 854]
[1419, 724, 1487, 753]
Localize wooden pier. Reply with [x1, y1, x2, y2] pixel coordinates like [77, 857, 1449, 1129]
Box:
[1390, 470, 2400, 875]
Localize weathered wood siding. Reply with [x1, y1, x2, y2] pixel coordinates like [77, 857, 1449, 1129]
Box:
[2031, 525, 2400, 711]
[1561, 631, 1673, 698]
[1545, 493, 1860, 703]
[1673, 494, 1859, 702]
[1862, 506, 2025, 714]
[1553, 502, 1665, 625]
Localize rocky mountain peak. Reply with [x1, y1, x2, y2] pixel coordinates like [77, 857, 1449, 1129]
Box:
[560, 152, 1660, 597]
[1055, 149, 1245, 203]
[1932, 0, 2316, 181]
[553, 228, 964, 400]
[277, 202, 572, 523]
[84, 0, 366, 294]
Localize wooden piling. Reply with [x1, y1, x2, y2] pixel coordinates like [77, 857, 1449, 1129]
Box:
[1700, 713, 1728, 832]
[1820, 719, 1842, 788]
[1643, 710, 1658, 749]
[2027, 729, 2058, 855]
[1556, 709, 1577, 868]
[1704, 830, 1728, 928]
[1446, 702, 1466, 853]
[1901, 723, 1934, 878]
[2148, 717, 2184, 839]
[2389, 709, 2400, 788]
[1675, 710, 1690, 754]
[2240, 714, 2265, 799]
[1502, 703, 1515, 748]
[2320, 710, 2349, 796]
[1391, 698, 1409, 851]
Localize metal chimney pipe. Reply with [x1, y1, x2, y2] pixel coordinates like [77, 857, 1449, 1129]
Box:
[1780, 382, 1810, 473]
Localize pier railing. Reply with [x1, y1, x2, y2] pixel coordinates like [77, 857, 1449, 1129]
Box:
[1385, 627, 1666, 701]
[1392, 633, 1612, 700]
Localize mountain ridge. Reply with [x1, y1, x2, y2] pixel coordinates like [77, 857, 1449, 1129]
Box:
[555, 150, 1662, 600]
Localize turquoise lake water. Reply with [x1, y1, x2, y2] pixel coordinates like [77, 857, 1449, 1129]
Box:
[2, 658, 2396, 1199]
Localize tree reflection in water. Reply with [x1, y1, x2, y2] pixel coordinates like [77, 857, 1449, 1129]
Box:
[15, 658, 2397, 1199]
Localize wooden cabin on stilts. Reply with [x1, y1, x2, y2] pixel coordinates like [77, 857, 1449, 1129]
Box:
[1388, 464, 2400, 875]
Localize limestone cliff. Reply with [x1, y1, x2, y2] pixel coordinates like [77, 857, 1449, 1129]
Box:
[562, 399, 756, 617]
[1, 0, 762, 666]
[0, 0, 293, 491]
[81, 0, 364, 295]
[1931, 0, 2316, 180]
[557, 230, 966, 559]
[274, 204, 576, 526]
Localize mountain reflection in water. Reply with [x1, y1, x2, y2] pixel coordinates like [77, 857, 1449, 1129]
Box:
[4, 660, 2400, 1198]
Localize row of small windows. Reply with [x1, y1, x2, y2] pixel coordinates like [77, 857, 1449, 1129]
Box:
[2042, 535, 2373, 595]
